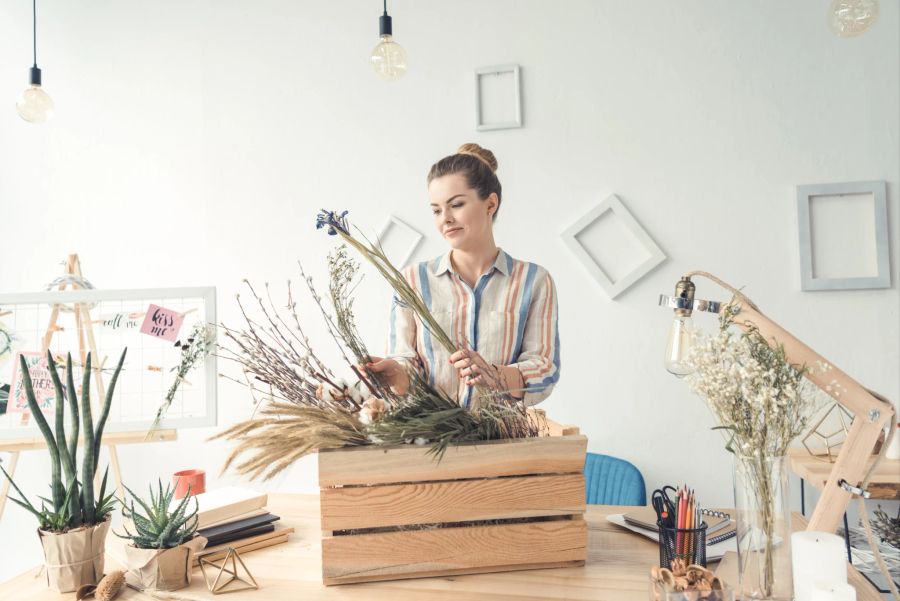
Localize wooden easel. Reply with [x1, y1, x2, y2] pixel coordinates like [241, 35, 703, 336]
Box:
[0, 254, 176, 521]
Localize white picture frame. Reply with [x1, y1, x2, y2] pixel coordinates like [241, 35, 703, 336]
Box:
[562, 194, 666, 299]
[475, 64, 522, 131]
[797, 180, 891, 291]
[378, 215, 424, 268]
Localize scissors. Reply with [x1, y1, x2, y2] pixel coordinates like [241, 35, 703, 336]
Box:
[651, 485, 678, 528]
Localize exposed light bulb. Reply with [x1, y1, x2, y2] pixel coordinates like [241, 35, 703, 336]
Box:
[371, 34, 407, 81]
[664, 315, 695, 377]
[829, 0, 879, 37]
[371, 2, 406, 81]
[19, 1, 54, 123]
[17, 69, 54, 124]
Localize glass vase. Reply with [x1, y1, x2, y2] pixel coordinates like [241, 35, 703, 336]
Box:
[733, 454, 793, 601]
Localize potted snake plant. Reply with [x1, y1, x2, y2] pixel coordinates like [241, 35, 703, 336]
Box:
[116, 480, 207, 591]
[0, 350, 125, 593]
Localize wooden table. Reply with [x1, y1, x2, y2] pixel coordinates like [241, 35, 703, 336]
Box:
[0, 494, 881, 600]
[789, 448, 900, 501]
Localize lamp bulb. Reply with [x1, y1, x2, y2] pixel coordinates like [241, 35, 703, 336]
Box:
[370, 34, 407, 81]
[17, 84, 54, 124]
[829, 0, 879, 37]
[664, 315, 695, 377]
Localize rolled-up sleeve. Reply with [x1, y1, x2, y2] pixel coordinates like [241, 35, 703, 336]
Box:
[509, 270, 560, 406]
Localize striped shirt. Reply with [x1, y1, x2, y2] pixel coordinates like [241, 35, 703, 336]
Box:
[386, 248, 560, 407]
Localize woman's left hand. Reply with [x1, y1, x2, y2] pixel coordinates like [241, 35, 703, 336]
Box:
[449, 349, 501, 388]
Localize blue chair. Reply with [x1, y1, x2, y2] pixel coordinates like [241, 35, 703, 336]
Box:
[583, 452, 646, 506]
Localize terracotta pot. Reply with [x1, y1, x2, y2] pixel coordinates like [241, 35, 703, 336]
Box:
[172, 469, 205, 499]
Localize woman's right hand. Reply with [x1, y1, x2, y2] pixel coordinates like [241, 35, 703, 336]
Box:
[361, 356, 410, 396]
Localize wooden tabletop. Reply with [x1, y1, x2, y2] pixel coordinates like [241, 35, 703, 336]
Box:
[0, 494, 881, 600]
[788, 448, 900, 500]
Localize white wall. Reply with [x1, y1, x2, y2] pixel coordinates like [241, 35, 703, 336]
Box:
[0, 0, 897, 582]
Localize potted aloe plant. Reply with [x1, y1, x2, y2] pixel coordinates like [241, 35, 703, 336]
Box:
[117, 480, 207, 591]
[0, 350, 125, 593]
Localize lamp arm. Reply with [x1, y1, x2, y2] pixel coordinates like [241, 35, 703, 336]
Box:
[686, 273, 895, 534]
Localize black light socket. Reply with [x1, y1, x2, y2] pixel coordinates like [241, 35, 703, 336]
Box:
[29, 66, 42, 86]
[379, 13, 392, 37]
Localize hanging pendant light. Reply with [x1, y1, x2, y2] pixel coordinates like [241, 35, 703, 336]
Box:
[829, 0, 879, 37]
[17, 0, 54, 123]
[370, 0, 407, 81]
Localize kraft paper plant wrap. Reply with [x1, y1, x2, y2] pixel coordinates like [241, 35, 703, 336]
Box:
[124, 535, 207, 591]
[38, 517, 111, 593]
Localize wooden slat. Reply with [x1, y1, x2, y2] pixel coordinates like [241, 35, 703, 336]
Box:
[320, 473, 585, 531]
[530, 408, 580, 436]
[788, 448, 899, 501]
[322, 518, 587, 585]
[318, 434, 587, 487]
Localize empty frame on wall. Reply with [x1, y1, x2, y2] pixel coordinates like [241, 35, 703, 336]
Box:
[562, 194, 666, 299]
[378, 215, 424, 268]
[475, 64, 522, 131]
[797, 180, 891, 291]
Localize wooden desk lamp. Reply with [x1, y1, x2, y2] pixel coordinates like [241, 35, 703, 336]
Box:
[659, 272, 896, 534]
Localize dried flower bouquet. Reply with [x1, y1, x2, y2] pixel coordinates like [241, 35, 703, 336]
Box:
[212, 211, 541, 480]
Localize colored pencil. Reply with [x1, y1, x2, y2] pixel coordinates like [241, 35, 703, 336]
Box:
[675, 488, 684, 556]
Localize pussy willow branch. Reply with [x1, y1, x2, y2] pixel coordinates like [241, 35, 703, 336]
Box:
[217, 281, 354, 412]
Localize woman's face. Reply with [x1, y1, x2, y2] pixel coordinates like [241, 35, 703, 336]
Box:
[428, 173, 497, 251]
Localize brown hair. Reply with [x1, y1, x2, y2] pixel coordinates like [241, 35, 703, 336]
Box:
[427, 143, 502, 220]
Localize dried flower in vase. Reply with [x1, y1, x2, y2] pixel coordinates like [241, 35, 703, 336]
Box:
[685, 301, 828, 457]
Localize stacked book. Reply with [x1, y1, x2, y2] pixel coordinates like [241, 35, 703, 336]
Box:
[191, 487, 294, 566]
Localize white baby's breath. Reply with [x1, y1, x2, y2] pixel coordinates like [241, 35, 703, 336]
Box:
[685, 317, 827, 457]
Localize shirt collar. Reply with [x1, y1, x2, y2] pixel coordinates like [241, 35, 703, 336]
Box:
[433, 248, 512, 277]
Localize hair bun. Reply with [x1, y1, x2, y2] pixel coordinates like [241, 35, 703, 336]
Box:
[457, 143, 498, 173]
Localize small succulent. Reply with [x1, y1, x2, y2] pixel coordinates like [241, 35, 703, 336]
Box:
[116, 480, 199, 549]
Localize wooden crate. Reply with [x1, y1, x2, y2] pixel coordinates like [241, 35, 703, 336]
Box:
[317, 419, 587, 585]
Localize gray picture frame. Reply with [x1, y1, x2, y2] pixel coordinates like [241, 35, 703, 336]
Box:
[475, 64, 522, 131]
[797, 180, 891, 291]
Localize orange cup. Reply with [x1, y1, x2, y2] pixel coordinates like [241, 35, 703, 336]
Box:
[173, 469, 205, 499]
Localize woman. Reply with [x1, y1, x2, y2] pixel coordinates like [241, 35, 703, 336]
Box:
[367, 143, 560, 407]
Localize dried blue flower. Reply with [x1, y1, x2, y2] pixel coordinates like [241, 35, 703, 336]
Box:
[316, 209, 349, 236]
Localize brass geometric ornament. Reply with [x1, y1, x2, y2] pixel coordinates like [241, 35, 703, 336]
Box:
[198, 547, 259, 595]
[802, 402, 854, 463]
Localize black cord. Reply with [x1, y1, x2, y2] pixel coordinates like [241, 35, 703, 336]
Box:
[32, 0, 37, 67]
[383, 0, 387, 17]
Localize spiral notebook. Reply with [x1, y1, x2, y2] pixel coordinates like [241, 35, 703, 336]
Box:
[623, 507, 736, 543]
[607, 514, 739, 561]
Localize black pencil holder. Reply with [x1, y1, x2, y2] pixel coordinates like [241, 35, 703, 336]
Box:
[658, 521, 708, 569]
